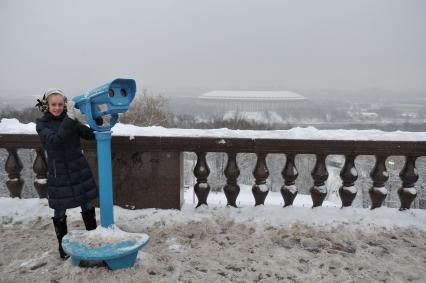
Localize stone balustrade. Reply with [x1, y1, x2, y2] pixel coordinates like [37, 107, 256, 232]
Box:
[1, 133, 425, 210]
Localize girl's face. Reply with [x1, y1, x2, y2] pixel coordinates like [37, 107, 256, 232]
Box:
[47, 94, 65, 117]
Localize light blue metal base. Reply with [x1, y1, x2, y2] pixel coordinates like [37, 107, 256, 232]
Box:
[62, 231, 149, 271]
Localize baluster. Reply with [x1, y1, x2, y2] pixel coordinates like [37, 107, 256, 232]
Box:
[398, 156, 418, 210]
[193, 152, 210, 208]
[5, 148, 24, 198]
[280, 153, 298, 207]
[223, 152, 240, 207]
[369, 155, 389, 209]
[338, 155, 358, 207]
[33, 149, 48, 198]
[252, 153, 269, 206]
[310, 154, 328, 207]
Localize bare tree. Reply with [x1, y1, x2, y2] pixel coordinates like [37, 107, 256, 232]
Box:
[120, 89, 170, 127]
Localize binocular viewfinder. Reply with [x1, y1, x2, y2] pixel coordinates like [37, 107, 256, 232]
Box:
[73, 78, 136, 131]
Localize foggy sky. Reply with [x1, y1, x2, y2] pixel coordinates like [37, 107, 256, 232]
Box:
[0, 0, 425, 96]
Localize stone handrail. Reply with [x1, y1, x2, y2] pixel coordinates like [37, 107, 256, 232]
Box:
[1, 133, 425, 210]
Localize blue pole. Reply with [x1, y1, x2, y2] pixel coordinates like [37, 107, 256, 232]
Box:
[95, 131, 114, 228]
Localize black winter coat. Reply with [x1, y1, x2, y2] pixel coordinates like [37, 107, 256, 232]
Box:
[36, 111, 98, 210]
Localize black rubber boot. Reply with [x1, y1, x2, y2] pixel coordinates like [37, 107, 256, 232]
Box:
[81, 207, 97, 231]
[52, 216, 69, 259]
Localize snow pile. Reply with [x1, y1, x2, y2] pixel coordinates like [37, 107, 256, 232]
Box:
[2, 117, 426, 141]
[1, 193, 425, 232]
[67, 224, 149, 248]
[0, 118, 36, 134]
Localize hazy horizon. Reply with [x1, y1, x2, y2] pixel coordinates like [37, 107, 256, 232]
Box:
[1, 0, 425, 98]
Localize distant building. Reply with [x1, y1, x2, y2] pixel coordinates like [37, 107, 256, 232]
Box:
[360, 112, 379, 119]
[198, 90, 307, 112]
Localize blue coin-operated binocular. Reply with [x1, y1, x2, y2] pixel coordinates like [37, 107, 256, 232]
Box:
[63, 78, 149, 271]
[73, 78, 136, 131]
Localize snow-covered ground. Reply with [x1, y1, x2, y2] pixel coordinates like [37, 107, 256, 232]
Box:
[1, 186, 426, 283]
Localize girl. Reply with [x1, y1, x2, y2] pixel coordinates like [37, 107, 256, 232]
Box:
[36, 89, 100, 259]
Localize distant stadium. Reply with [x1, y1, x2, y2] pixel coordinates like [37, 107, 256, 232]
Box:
[198, 90, 306, 112]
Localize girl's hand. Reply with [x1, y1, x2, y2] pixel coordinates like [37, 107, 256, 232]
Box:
[67, 101, 78, 120]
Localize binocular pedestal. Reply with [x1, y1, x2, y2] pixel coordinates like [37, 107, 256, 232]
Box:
[96, 131, 115, 228]
[62, 131, 149, 270]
